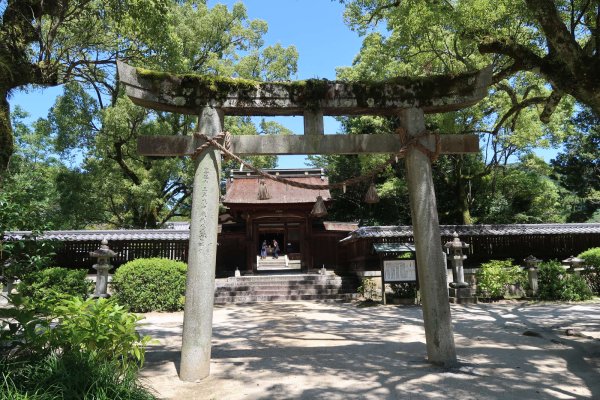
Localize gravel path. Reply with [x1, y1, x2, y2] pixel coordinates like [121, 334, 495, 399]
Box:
[138, 300, 600, 399]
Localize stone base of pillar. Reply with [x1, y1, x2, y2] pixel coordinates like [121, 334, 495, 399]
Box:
[448, 287, 478, 304]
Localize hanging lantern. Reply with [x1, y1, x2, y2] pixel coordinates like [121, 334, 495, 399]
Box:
[364, 183, 380, 204]
[257, 180, 270, 200]
[311, 195, 328, 217]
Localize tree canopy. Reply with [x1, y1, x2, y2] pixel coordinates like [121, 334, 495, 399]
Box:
[0, 0, 171, 174]
[2, 1, 298, 230]
[341, 0, 600, 119]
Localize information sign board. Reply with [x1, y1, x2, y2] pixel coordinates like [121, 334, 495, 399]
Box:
[383, 260, 417, 282]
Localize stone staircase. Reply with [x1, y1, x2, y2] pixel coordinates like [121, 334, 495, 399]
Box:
[214, 273, 359, 304]
[256, 255, 301, 272]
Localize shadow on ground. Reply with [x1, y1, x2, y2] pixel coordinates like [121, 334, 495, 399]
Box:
[138, 301, 600, 400]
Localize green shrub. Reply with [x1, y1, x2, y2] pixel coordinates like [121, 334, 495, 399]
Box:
[578, 247, 600, 267]
[578, 247, 600, 294]
[357, 277, 377, 300]
[476, 259, 526, 299]
[1, 237, 57, 281]
[49, 297, 151, 370]
[0, 295, 155, 399]
[538, 260, 593, 301]
[112, 258, 187, 312]
[0, 352, 156, 400]
[390, 282, 417, 298]
[17, 267, 92, 304]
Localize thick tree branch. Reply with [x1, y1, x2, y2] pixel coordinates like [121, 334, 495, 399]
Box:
[492, 96, 548, 136]
[112, 141, 141, 186]
[540, 89, 564, 123]
[525, 0, 584, 71]
[478, 37, 543, 70]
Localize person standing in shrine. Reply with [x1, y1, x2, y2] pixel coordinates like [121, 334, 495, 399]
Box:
[260, 240, 268, 259]
[272, 239, 280, 259]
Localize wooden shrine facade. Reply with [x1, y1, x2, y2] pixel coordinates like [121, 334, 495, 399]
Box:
[221, 168, 355, 274]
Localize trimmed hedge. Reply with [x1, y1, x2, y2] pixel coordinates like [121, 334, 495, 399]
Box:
[538, 260, 593, 301]
[476, 259, 526, 299]
[17, 267, 92, 303]
[579, 247, 600, 294]
[112, 258, 187, 312]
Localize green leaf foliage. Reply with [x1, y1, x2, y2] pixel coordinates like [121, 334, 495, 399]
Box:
[390, 282, 417, 299]
[0, 351, 156, 400]
[17, 267, 93, 305]
[4, 1, 299, 229]
[552, 108, 600, 222]
[1, 294, 153, 398]
[579, 248, 600, 268]
[49, 297, 152, 370]
[476, 259, 526, 298]
[578, 247, 600, 294]
[340, 0, 600, 117]
[112, 258, 187, 312]
[1, 237, 57, 280]
[331, 0, 579, 225]
[538, 260, 593, 301]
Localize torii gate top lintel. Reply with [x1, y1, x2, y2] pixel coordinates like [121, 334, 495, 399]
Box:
[117, 61, 492, 117]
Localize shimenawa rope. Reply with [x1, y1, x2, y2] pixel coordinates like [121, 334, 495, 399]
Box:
[191, 128, 440, 191]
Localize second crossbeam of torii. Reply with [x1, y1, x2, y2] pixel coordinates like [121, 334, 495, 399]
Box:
[117, 61, 491, 382]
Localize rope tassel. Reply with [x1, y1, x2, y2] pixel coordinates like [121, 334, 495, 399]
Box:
[310, 195, 328, 217]
[364, 183, 380, 204]
[257, 180, 270, 200]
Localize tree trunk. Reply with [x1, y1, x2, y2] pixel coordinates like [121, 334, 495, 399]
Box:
[454, 156, 473, 225]
[0, 92, 13, 177]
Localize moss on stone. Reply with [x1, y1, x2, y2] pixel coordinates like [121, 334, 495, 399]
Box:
[134, 66, 481, 110]
[0, 95, 13, 175]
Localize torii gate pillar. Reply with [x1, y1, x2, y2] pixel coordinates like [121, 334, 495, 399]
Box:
[401, 107, 457, 367]
[179, 106, 223, 381]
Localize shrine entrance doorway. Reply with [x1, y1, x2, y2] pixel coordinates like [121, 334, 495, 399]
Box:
[257, 221, 302, 261]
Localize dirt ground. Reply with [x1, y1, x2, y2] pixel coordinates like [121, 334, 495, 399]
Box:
[138, 300, 600, 400]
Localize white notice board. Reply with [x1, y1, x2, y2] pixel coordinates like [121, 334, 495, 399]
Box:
[383, 260, 417, 282]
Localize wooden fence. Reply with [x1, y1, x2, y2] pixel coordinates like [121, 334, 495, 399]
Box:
[340, 230, 600, 273]
[9, 224, 600, 274]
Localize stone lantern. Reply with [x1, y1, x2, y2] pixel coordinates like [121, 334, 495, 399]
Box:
[562, 255, 585, 275]
[445, 232, 469, 288]
[90, 238, 116, 298]
[523, 255, 541, 296]
[445, 232, 476, 304]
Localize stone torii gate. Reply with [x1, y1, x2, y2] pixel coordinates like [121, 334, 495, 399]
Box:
[117, 61, 491, 382]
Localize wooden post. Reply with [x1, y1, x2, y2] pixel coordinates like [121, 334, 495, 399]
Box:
[179, 106, 223, 381]
[401, 108, 457, 367]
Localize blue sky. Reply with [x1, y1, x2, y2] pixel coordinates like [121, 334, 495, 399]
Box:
[9, 0, 559, 167]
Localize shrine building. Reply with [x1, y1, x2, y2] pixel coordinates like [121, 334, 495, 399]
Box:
[217, 168, 356, 276]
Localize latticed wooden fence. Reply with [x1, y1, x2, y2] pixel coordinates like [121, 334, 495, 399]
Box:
[5, 224, 600, 273]
[54, 240, 190, 269]
[339, 224, 600, 272]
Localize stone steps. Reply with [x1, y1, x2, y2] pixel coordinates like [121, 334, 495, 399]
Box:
[215, 288, 354, 296]
[215, 293, 358, 304]
[214, 273, 359, 304]
[256, 258, 301, 271]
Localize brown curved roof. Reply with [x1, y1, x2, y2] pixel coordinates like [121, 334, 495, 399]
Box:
[223, 170, 331, 205]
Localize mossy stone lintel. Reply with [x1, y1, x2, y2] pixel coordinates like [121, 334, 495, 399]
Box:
[122, 62, 491, 116]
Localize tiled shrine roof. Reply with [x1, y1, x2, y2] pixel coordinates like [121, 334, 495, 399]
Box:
[3, 220, 355, 242]
[7, 223, 598, 244]
[341, 223, 600, 243]
[223, 168, 331, 205]
[4, 229, 193, 242]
